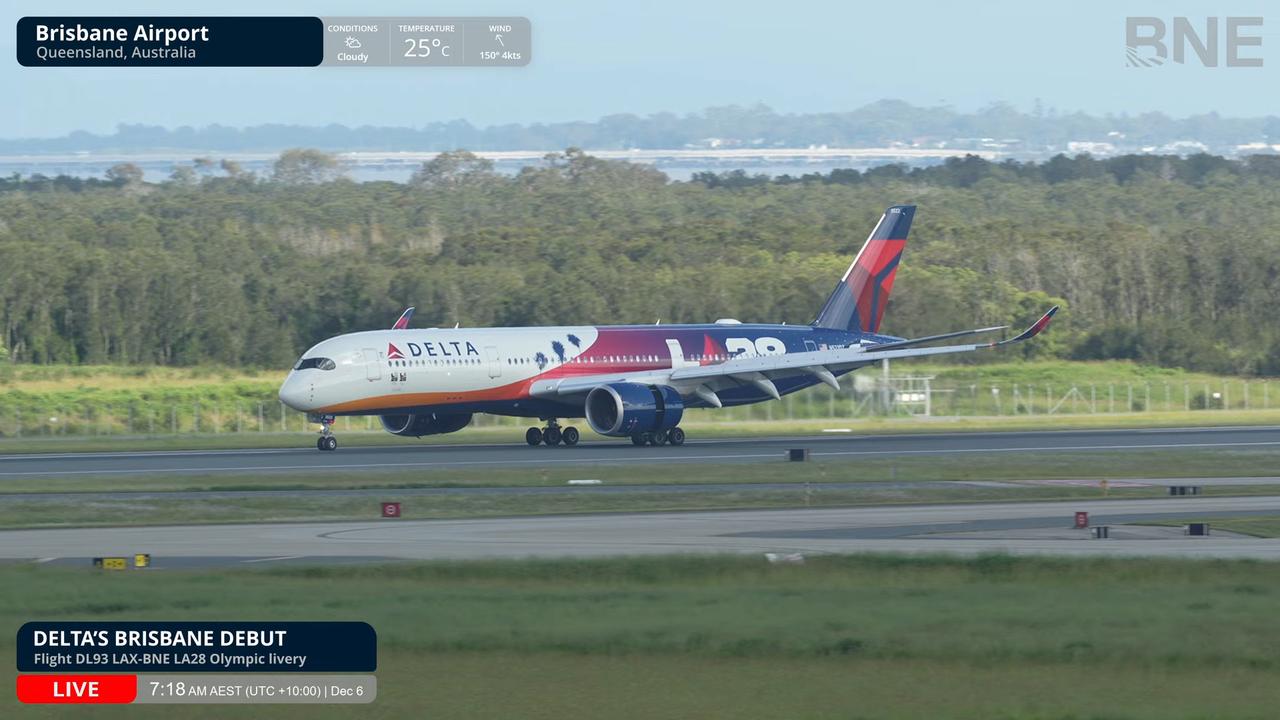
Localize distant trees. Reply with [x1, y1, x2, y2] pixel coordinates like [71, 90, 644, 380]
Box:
[271, 149, 346, 184]
[3, 150, 1280, 374]
[105, 162, 144, 186]
[409, 150, 495, 187]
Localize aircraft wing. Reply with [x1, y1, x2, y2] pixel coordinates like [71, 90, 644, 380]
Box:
[531, 307, 1057, 400]
[672, 306, 1058, 383]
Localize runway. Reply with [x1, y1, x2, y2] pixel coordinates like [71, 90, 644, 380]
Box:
[2, 425, 1279, 478]
[5, 496, 1280, 566]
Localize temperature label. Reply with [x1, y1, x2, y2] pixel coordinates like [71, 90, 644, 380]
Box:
[391, 21, 463, 66]
[321, 17, 529, 67]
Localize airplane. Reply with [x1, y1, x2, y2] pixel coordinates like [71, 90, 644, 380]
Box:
[278, 205, 1057, 451]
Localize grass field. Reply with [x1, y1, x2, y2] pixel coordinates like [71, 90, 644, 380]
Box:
[5, 447, 1280, 529]
[0, 482, 1183, 529]
[4, 555, 1280, 718]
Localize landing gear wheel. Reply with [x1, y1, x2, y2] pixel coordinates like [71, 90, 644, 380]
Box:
[543, 425, 563, 446]
[667, 427, 685, 446]
[631, 434, 647, 446]
[648, 430, 667, 446]
[315, 414, 337, 451]
[526, 427, 543, 446]
[562, 426, 580, 446]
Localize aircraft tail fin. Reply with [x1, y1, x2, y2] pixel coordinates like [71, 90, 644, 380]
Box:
[812, 205, 914, 334]
[392, 307, 415, 330]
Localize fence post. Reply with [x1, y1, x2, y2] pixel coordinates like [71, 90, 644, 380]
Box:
[1224, 382, 1229, 411]
[1164, 383, 1171, 412]
[1109, 384, 1115, 413]
[1184, 384, 1190, 411]
[1145, 384, 1150, 412]
[1127, 384, 1133, 412]
[1244, 381, 1250, 410]
[14, 409, 20, 438]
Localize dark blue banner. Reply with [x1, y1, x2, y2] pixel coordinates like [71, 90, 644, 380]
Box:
[17, 17, 322, 66]
[16, 622, 375, 672]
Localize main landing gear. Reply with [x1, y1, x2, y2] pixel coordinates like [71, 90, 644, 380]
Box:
[315, 415, 338, 451]
[526, 420, 581, 447]
[630, 427, 685, 447]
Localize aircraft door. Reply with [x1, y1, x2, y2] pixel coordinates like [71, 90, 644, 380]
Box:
[804, 340, 818, 352]
[363, 348, 381, 381]
[486, 346, 502, 378]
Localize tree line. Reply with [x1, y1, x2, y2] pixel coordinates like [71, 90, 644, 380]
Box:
[3, 149, 1280, 375]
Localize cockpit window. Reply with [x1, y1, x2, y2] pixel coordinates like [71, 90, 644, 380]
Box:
[294, 357, 336, 371]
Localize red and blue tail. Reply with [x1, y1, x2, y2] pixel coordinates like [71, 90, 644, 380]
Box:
[812, 205, 914, 334]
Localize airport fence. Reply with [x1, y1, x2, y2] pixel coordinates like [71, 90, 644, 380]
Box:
[0, 377, 1273, 438]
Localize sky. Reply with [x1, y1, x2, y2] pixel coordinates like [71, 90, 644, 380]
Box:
[5, 0, 1278, 138]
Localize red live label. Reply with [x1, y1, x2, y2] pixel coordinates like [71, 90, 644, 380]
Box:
[17, 675, 137, 704]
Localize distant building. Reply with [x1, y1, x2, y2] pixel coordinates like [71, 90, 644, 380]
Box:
[1067, 141, 1117, 155]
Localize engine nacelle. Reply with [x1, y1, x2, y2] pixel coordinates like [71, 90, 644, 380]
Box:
[585, 383, 684, 437]
[380, 412, 473, 437]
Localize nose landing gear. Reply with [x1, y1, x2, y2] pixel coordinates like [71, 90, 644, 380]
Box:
[313, 414, 338, 451]
[526, 420, 581, 447]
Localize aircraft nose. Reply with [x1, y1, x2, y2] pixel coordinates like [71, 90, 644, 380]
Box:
[278, 375, 311, 411]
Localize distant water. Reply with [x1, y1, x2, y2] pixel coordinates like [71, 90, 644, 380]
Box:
[0, 155, 949, 183]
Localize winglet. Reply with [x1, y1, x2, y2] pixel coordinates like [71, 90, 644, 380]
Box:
[392, 307, 415, 330]
[994, 306, 1058, 346]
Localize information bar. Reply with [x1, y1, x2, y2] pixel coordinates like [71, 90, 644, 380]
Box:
[16, 16, 531, 67]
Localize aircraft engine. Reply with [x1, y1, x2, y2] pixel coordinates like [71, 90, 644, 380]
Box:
[584, 383, 684, 437]
[380, 412, 473, 437]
